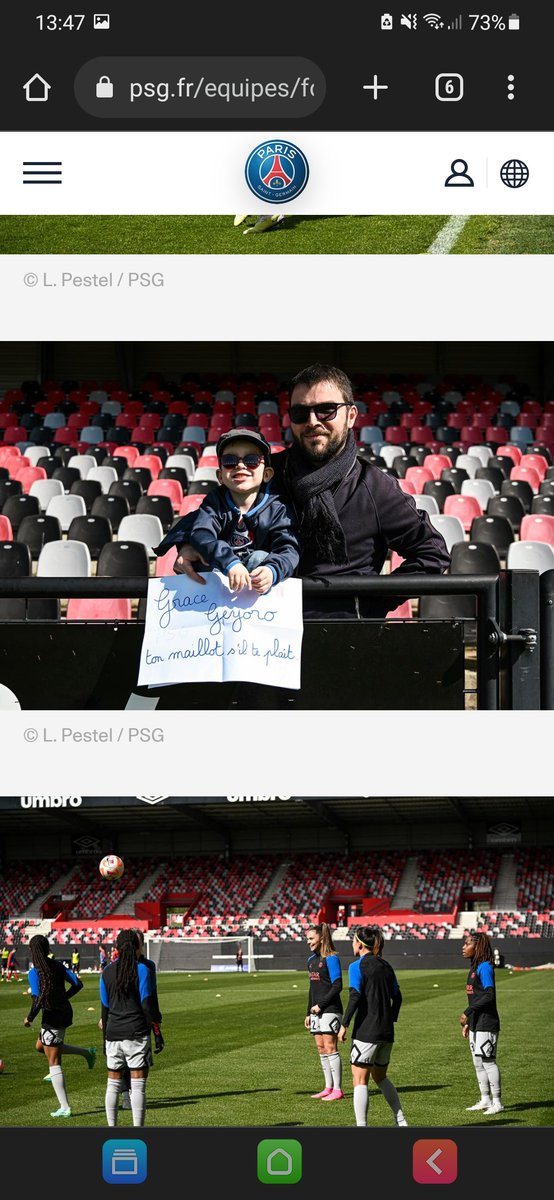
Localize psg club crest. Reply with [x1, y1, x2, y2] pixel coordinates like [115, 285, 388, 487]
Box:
[244, 140, 309, 204]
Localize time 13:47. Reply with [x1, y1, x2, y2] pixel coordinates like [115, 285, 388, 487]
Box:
[36, 14, 86, 31]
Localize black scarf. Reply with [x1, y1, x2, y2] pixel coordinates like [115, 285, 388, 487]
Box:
[284, 430, 358, 565]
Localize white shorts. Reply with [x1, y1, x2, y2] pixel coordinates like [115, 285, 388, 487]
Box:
[105, 1037, 151, 1071]
[40, 1026, 65, 1047]
[350, 1039, 392, 1068]
[310, 1012, 341, 1035]
[470, 1030, 499, 1063]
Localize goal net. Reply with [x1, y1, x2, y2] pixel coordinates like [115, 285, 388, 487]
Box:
[144, 934, 256, 973]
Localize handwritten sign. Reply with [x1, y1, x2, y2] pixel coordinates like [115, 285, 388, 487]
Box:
[138, 573, 303, 689]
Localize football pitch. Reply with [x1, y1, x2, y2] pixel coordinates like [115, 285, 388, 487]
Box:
[1, 968, 552, 1128]
[1, 215, 554, 254]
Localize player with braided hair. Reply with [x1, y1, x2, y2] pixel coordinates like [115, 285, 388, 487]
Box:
[100, 929, 157, 1127]
[24, 934, 96, 1119]
[338, 926, 407, 1127]
[119, 929, 164, 1112]
[461, 932, 503, 1115]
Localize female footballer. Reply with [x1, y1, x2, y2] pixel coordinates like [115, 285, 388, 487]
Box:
[461, 932, 503, 1115]
[24, 934, 96, 1119]
[338, 926, 407, 1127]
[305, 922, 344, 1100]
[100, 929, 158, 1127]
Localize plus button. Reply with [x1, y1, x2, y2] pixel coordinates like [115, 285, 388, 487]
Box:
[363, 75, 389, 99]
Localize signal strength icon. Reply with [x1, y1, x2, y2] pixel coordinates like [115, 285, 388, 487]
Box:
[448, 13, 463, 29]
[423, 12, 444, 27]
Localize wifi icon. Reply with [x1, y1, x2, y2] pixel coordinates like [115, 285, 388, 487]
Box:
[424, 12, 444, 27]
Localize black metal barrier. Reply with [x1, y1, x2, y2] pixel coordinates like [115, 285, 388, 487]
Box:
[0, 571, 549, 710]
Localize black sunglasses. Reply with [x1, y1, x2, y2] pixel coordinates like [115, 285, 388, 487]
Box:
[220, 453, 265, 468]
[289, 402, 352, 423]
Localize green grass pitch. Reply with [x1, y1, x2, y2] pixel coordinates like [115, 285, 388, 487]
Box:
[1, 215, 553, 254]
[0, 968, 552, 1128]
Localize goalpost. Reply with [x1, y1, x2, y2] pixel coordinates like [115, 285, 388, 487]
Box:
[144, 933, 256, 973]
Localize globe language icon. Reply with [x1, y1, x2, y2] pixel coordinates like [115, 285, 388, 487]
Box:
[500, 159, 529, 188]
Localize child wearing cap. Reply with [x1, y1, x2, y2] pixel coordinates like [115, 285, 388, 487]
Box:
[154, 430, 299, 595]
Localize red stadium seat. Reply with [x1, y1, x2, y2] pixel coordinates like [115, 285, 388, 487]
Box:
[384, 427, 407, 446]
[424, 454, 452, 480]
[486, 426, 508, 444]
[520, 514, 554, 546]
[405, 467, 434, 494]
[179, 494, 205, 516]
[386, 600, 412, 618]
[497, 445, 522, 466]
[135, 454, 162, 480]
[0, 516, 14, 540]
[519, 454, 548, 481]
[14, 466, 47, 494]
[2, 425, 26, 444]
[460, 426, 483, 443]
[398, 479, 416, 495]
[155, 546, 178, 575]
[113, 447, 140, 467]
[7, 455, 29, 478]
[148, 479, 184, 510]
[510, 465, 541, 493]
[66, 599, 132, 620]
[444, 493, 483, 531]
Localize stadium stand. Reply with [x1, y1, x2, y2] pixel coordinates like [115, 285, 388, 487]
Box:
[2, 846, 552, 948]
[1, 370, 553, 602]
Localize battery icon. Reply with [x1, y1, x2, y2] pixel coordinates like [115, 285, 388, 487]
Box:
[508, 14, 520, 30]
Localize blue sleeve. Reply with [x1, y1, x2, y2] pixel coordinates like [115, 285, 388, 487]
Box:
[100, 976, 108, 1006]
[138, 961, 153, 1003]
[348, 960, 363, 991]
[63, 967, 79, 987]
[28, 966, 39, 996]
[327, 954, 342, 983]
[477, 962, 495, 989]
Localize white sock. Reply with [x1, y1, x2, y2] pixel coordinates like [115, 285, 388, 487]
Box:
[50, 1065, 69, 1110]
[484, 1062, 501, 1101]
[130, 1078, 146, 1127]
[105, 1078, 122, 1126]
[378, 1076, 403, 1120]
[62, 1044, 89, 1059]
[328, 1052, 342, 1091]
[474, 1060, 490, 1100]
[319, 1055, 333, 1089]
[353, 1084, 368, 1126]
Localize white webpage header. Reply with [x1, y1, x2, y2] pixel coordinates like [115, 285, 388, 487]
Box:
[0, 131, 549, 215]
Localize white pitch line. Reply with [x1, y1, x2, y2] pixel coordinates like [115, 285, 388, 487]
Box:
[427, 214, 470, 255]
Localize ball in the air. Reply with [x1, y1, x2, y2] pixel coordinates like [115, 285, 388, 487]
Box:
[99, 855, 124, 880]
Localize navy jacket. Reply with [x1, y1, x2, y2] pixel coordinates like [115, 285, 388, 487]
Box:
[154, 452, 449, 615]
[154, 483, 299, 586]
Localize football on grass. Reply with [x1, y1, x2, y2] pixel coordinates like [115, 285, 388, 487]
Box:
[99, 855, 124, 880]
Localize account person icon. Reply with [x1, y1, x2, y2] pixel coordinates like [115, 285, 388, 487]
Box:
[445, 159, 474, 187]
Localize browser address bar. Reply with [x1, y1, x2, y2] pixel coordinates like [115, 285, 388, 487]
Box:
[74, 57, 326, 118]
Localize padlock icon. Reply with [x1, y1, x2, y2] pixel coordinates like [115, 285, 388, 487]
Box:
[96, 75, 113, 99]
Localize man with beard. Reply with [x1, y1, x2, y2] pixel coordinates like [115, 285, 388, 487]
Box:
[154, 364, 449, 617]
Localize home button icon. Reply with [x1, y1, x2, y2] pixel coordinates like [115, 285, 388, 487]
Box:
[23, 74, 51, 102]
